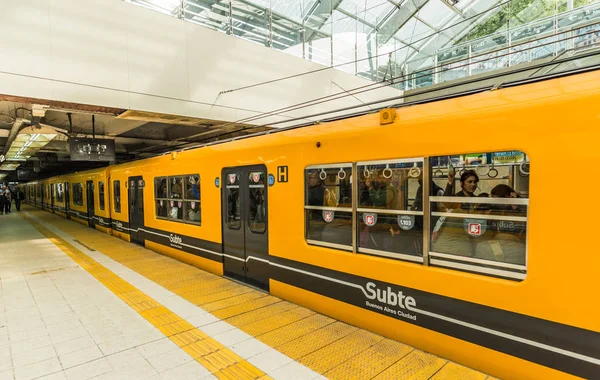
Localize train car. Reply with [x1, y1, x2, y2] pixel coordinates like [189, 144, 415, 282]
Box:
[108, 159, 215, 271]
[47, 177, 62, 214]
[60, 168, 111, 233]
[25, 70, 600, 379]
[24, 182, 34, 206]
[50, 175, 67, 218]
[31, 181, 41, 207]
[40, 179, 51, 210]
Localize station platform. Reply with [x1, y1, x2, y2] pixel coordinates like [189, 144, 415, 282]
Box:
[0, 206, 495, 380]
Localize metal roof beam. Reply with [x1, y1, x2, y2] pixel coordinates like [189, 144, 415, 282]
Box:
[304, 0, 344, 42]
[439, 0, 467, 18]
[412, 14, 459, 43]
[402, 0, 504, 69]
[377, 0, 431, 46]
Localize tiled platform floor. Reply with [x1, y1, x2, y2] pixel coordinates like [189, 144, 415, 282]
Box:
[0, 207, 494, 380]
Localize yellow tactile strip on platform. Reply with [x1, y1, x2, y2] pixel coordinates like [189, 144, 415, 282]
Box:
[24, 206, 494, 379]
[21, 213, 269, 380]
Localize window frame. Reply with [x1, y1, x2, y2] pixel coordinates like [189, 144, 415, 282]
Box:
[113, 180, 121, 213]
[304, 163, 353, 251]
[56, 183, 64, 203]
[72, 183, 83, 206]
[154, 174, 201, 226]
[247, 170, 267, 234]
[356, 157, 426, 264]
[98, 181, 105, 211]
[428, 152, 529, 281]
[225, 172, 241, 230]
[304, 151, 530, 282]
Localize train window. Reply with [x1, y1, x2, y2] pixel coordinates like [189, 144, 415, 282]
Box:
[429, 151, 529, 281]
[169, 177, 183, 199]
[155, 177, 168, 219]
[56, 184, 64, 202]
[226, 173, 241, 230]
[155, 175, 201, 225]
[113, 180, 121, 213]
[184, 176, 200, 200]
[248, 171, 266, 233]
[73, 183, 83, 206]
[98, 182, 105, 210]
[357, 158, 425, 263]
[168, 177, 183, 221]
[183, 175, 200, 224]
[305, 164, 353, 250]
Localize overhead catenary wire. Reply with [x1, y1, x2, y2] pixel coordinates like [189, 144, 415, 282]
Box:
[136, 6, 596, 154]
[138, 29, 599, 157]
[247, 49, 600, 130]
[172, 24, 599, 148]
[184, 0, 542, 137]
[176, 48, 600, 151]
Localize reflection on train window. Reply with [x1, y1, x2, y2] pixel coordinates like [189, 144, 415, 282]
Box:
[429, 151, 529, 280]
[185, 201, 200, 223]
[56, 183, 64, 203]
[155, 177, 168, 218]
[185, 176, 200, 200]
[73, 183, 83, 206]
[155, 177, 167, 198]
[304, 164, 353, 250]
[169, 177, 183, 199]
[183, 175, 201, 224]
[99, 182, 105, 210]
[155, 175, 201, 225]
[248, 171, 266, 233]
[168, 177, 184, 221]
[357, 158, 425, 263]
[226, 173, 241, 230]
[169, 200, 183, 221]
[113, 180, 121, 213]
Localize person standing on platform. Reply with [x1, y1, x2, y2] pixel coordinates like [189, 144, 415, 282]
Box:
[0, 189, 6, 215]
[5, 189, 12, 214]
[15, 188, 23, 211]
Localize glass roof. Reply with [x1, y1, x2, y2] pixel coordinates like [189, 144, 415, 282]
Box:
[130, 0, 600, 88]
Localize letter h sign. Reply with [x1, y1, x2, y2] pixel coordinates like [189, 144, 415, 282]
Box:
[277, 166, 288, 183]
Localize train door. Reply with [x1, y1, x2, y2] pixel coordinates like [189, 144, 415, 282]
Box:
[128, 176, 145, 245]
[221, 165, 269, 290]
[86, 180, 95, 228]
[65, 182, 70, 218]
[50, 184, 55, 212]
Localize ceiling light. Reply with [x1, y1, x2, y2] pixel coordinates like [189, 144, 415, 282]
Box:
[0, 162, 20, 171]
[5, 131, 56, 161]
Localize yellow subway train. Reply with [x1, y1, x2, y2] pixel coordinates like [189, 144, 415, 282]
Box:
[22, 70, 600, 379]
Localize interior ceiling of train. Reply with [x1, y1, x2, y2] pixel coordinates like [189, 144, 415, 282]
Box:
[0, 98, 270, 181]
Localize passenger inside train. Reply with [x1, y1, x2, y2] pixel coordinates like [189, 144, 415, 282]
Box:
[430, 152, 528, 269]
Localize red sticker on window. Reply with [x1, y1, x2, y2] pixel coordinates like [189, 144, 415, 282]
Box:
[469, 223, 482, 236]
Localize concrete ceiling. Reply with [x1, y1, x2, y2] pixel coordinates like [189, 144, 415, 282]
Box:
[0, 97, 271, 182]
